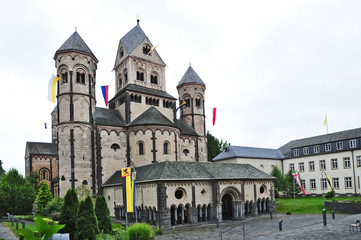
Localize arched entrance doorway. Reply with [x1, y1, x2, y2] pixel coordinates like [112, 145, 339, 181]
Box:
[222, 194, 233, 220]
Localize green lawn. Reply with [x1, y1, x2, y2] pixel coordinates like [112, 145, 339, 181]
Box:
[5, 221, 37, 237]
[276, 196, 356, 214]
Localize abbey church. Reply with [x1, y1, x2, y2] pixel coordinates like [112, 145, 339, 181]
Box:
[24, 20, 275, 229]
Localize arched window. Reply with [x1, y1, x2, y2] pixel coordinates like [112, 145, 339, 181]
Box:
[185, 99, 191, 108]
[151, 74, 158, 84]
[76, 70, 86, 84]
[138, 142, 144, 155]
[61, 69, 68, 84]
[40, 169, 49, 180]
[123, 69, 128, 84]
[164, 142, 170, 155]
[183, 149, 189, 156]
[196, 98, 201, 107]
[119, 47, 124, 58]
[136, 71, 144, 81]
[118, 74, 122, 88]
[143, 44, 151, 55]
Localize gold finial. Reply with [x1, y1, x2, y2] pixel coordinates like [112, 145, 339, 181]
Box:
[137, 15, 140, 25]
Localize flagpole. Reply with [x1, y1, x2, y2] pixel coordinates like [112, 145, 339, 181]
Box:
[293, 171, 296, 212]
[322, 171, 325, 208]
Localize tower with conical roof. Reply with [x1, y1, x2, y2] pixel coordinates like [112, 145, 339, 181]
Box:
[53, 30, 98, 197]
[177, 66, 207, 162]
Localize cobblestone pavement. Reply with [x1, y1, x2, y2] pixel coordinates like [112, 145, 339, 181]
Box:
[0, 222, 18, 240]
[155, 213, 361, 240]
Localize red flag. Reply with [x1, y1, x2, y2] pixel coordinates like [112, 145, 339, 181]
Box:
[212, 108, 216, 126]
[293, 173, 307, 195]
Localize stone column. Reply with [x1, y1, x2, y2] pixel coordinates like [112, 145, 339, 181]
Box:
[181, 207, 184, 224]
[216, 203, 223, 222]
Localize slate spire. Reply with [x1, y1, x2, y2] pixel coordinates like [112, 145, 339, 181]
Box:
[54, 31, 98, 61]
[177, 66, 205, 87]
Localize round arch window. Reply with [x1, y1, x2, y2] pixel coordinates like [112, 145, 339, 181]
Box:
[260, 185, 267, 194]
[174, 188, 186, 200]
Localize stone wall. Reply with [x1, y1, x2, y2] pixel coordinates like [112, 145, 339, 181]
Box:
[325, 201, 361, 214]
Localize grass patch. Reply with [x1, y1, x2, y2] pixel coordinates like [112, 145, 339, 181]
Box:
[276, 196, 356, 214]
[5, 221, 37, 237]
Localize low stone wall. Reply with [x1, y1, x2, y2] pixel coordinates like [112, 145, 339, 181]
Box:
[325, 201, 361, 214]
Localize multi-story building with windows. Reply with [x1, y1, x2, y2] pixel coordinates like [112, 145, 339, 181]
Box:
[214, 128, 361, 196]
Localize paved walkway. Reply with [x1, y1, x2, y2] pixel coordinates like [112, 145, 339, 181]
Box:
[155, 213, 361, 240]
[0, 222, 17, 240]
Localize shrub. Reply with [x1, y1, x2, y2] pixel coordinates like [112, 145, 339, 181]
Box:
[51, 212, 60, 221]
[96, 229, 128, 240]
[127, 223, 154, 240]
[95, 195, 112, 234]
[59, 189, 79, 240]
[18, 217, 65, 240]
[325, 191, 335, 199]
[43, 197, 64, 216]
[36, 182, 53, 216]
[75, 196, 99, 240]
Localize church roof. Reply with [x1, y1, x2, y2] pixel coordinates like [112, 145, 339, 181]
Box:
[177, 66, 205, 87]
[93, 107, 126, 127]
[111, 84, 176, 102]
[120, 24, 147, 54]
[175, 119, 198, 136]
[279, 127, 361, 158]
[25, 142, 58, 156]
[129, 107, 175, 127]
[103, 161, 274, 186]
[54, 31, 98, 61]
[213, 146, 285, 161]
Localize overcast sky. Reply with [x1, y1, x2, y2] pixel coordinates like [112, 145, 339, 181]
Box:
[2, 0, 361, 175]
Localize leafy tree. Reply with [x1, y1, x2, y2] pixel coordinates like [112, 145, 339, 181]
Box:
[36, 182, 53, 215]
[59, 188, 79, 239]
[75, 196, 99, 240]
[95, 195, 112, 234]
[207, 131, 230, 160]
[0, 160, 5, 177]
[285, 170, 302, 197]
[0, 168, 35, 214]
[270, 166, 287, 193]
[44, 197, 64, 216]
[27, 171, 41, 194]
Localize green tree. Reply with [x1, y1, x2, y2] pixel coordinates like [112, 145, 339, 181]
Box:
[0, 168, 35, 214]
[75, 196, 99, 240]
[36, 182, 53, 215]
[270, 166, 287, 193]
[26, 171, 41, 194]
[207, 131, 230, 160]
[95, 195, 112, 234]
[285, 170, 302, 197]
[59, 188, 79, 239]
[0, 160, 5, 177]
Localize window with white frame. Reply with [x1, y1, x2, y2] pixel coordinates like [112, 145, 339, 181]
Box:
[320, 160, 326, 170]
[310, 179, 316, 189]
[309, 161, 315, 171]
[345, 177, 352, 188]
[299, 162, 304, 172]
[331, 159, 338, 170]
[357, 156, 361, 167]
[301, 180, 306, 189]
[333, 178, 339, 188]
[336, 141, 343, 150]
[350, 139, 357, 148]
[303, 147, 309, 155]
[325, 143, 331, 152]
[314, 145, 320, 153]
[344, 157, 351, 169]
[293, 149, 299, 156]
[289, 163, 295, 171]
[321, 178, 327, 189]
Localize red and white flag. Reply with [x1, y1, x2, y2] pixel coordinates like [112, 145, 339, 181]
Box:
[293, 173, 307, 195]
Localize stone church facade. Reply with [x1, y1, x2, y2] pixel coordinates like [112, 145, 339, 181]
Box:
[25, 20, 275, 229]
